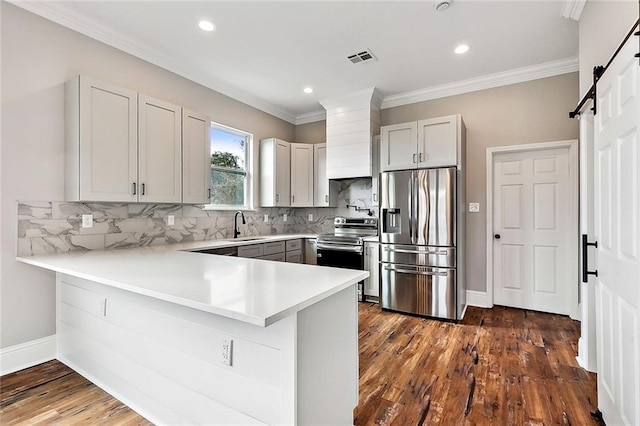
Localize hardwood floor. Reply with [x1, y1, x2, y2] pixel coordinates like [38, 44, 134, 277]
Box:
[355, 303, 600, 425]
[1, 304, 599, 425]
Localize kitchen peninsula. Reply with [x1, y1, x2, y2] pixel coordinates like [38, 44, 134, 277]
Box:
[17, 239, 367, 425]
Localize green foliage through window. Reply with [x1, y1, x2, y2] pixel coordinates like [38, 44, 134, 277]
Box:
[209, 125, 250, 207]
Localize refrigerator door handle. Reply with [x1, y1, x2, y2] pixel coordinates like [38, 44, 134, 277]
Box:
[383, 265, 449, 276]
[408, 177, 414, 244]
[383, 247, 449, 255]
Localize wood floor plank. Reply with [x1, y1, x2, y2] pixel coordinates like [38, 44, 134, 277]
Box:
[2, 304, 598, 425]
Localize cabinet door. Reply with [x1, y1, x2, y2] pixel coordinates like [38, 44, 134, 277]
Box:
[138, 95, 182, 203]
[364, 242, 380, 298]
[313, 144, 337, 207]
[275, 140, 291, 206]
[77, 76, 138, 202]
[371, 135, 380, 206]
[380, 122, 418, 171]
[290, 143, 314, 207]
[417, 115, 458, 167]
[182, 109, 211, 204]
[285, 250, 303, 263]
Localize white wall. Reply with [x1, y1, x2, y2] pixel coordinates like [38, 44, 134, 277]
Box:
[0, 3, 295, 349]
[578, 1, 637, 94]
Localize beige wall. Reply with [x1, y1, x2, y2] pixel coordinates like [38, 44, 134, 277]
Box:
[381, 73, 580, 292]
[0, 3, 294, 348]
[295, 120, 326, 144]
[578, 1, 637, 95]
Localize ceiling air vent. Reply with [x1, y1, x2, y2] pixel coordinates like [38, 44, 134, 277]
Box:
[347, 49, 377, 64]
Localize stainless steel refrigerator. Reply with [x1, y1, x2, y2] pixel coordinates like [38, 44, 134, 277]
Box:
[379, 167, 465, 320]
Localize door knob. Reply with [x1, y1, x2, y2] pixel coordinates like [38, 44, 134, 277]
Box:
[494, 234, 501, 240]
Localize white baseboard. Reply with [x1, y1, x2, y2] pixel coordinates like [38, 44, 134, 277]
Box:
[0, 335, 57, 375]
[466, 290, 492, 309]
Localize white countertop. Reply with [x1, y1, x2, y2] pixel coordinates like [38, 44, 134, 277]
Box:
[17, 235, 368, 327]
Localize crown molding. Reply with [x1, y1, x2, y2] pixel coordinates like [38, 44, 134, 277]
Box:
[380, 56, 579, 110]
[295, 110, 327, 125]
[9, 0, 298, 124]
[560, 0, 586, 21]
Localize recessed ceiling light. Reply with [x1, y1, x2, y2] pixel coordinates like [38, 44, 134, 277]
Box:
[454, 44, 469, 54]
[303, 87, 314, 94]
[198, 20, 215, 32]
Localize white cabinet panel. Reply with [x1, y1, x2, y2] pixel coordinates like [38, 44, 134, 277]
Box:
[260, 138, 291, 207]
[290, 143, 314, 207]
[66, 75, 138, 202]
[182, 109, 211, 204]
[313, 144, 338, 207]
[372, 135, 380, 206]
[380, 115, 464, 172]
[364, 241, 380, 298]
[138, 95, 182, 203]
[380, 122, 417, 172]
[417, 115, 458, 168]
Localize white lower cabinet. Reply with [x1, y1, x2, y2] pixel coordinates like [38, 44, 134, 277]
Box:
[364, 241, 380, 299]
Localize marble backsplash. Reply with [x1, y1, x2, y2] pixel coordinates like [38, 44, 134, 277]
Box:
[17, 178, 378, 256]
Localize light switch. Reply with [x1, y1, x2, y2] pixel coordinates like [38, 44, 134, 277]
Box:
[283, 214, 288, 222]
[167, 215, 175, 226]
[308, 213, 313, 222]
[264, 214, 269, 223]
[469, 203, 480, 213]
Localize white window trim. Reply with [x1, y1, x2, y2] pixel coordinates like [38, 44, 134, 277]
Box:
[203, 122, 255, 211]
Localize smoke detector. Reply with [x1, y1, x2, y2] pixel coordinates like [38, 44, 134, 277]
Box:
[347, 49, 377, 65]
[435, 1, 451, 11]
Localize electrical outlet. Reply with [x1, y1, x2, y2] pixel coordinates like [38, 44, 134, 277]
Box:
[263, 214, 269, 223]
[167, 215, 175, 226]
[469, 203, 480, 213]
[219, 337, 233, 366]
[81, 214, 93, 228]
[308, 213, 313, 222]
[283, 214, 288, 222]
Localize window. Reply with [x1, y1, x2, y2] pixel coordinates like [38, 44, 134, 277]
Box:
[206, 123, 253, 209]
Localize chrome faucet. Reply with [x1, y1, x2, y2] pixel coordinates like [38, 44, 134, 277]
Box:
[233, 211, 246, 238]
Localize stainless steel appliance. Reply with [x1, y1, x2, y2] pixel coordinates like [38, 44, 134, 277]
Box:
[317, 217, 378, 301]
[380, 167, 465, 320]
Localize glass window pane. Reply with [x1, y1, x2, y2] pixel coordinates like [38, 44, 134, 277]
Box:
[210, 169, 245, 205]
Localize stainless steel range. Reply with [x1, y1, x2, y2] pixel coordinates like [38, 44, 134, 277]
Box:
[317, 217, 378, 301]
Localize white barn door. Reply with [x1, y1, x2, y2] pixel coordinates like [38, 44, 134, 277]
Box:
[594, 29, 640, 426]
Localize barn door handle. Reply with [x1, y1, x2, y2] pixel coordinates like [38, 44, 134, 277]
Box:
[582, 234, 598, 283]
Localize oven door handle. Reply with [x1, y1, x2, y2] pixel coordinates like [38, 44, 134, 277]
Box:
[383, 247, 449, 255]
[383, 265, 449, 276]
[317, 243, 363, 253]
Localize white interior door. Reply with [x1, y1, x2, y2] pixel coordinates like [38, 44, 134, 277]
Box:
[593, 30, 640, 426]
[492, 145, 576, 315]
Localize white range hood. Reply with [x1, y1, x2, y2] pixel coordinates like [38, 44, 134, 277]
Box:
[319, 88, 382, 179]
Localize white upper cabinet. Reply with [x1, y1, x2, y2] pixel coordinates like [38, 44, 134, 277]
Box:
[290, 143, 314, 207]
[66, 75, 211, 204]
[313, 144, 338, 207]
[182, 109, 211, 204]
[66, 75, 138, 202]
[371, 135, 380, 206]
[380, 122, 418, 171]
[138, 95, 182, 203]
[260, 138, 291, 207]
[417, 115, 458, 168]
[380, 114, 464, 171]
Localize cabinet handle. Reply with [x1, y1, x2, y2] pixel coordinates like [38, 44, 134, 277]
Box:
[208, 188, 211, 198]
[419, 152, 423, 162]
[141, 183, 145, 196]
[276, 194, 280, 202]
[292, 195, 295, 203]
[413, 153, 417, 163]
[373, 193, 377, 202]
[325, 194, 328, 202]
[132, 182, 137, 195]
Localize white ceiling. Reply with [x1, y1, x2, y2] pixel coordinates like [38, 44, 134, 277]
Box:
[14, 1, 579, 124]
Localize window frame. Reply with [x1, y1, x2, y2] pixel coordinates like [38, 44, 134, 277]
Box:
[203, 122, 255, 211]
